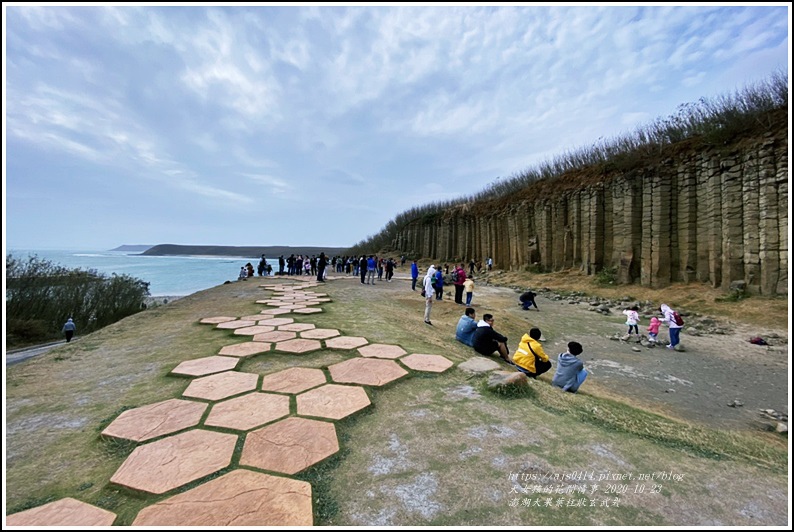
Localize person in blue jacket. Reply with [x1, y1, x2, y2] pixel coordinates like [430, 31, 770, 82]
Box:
[455, 307, 477, 347]
[411, 260, 419, 291]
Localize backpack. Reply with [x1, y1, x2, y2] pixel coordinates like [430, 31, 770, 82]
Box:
[451, 270, 459, 283]
[672, 311, 684, 326]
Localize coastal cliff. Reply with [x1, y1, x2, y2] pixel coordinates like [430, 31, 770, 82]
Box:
[392, 115, 788, 296]
[142, 244, 348, 258]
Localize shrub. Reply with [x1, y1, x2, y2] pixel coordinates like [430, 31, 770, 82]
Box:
[595, 266, 618, 286]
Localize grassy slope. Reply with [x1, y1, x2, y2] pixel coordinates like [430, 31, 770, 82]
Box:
[4, 273, 788, 526]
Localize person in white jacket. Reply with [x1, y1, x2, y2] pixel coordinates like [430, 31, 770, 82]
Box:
[660, 303, 683, 349]
[423, 265, 436, 325]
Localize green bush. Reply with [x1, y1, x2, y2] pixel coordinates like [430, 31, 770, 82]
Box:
[595, 266, 618, 286]
[5, 254, 150, 348]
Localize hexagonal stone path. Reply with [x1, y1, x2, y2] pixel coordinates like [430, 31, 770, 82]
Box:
[183, 371, 259, 401]
[278, 322, 315, 332]
[358, 343, 407, 359]
[218, 341, 271, 358]
[111, 429, 237, 494]
[131, 469, 312, 526]
[297, 384, 371, 420]
[101, 398, 207, 442]
[171, 356, 239, 377]
[233, 325, 276, 336]
[6, 498, 117, 526]
[204, 393, 290, 431]
[260, 367, 326, 394]
[274, 338, 322, 354]
[240, 417, 338, 475]
[257, 317, 294, 326]
[215, 319, 257, 330]
[325, 336, 369, 349]
[401, 353, 454, 373]
[253, 330, 297, 343]
[260, 308, 293, 315]
[328, 358, 408, 386]
[299, 328, 340, 340]
[199, 316, 237, 325]
[293, 308, 322, 314]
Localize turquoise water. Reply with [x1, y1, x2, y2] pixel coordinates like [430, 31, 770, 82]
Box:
[7, 249, 275, 296]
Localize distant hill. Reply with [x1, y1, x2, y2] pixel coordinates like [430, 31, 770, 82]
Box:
[110, 245, 154, 252]
[141, 244, 349, 257]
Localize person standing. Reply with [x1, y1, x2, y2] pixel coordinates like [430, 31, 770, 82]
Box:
[453, 263, 467, 305]
[551, 342, 588, 393]
[487, 257, 493, 271]
[278, 255, 285, 275]
[62, 317, 76, 343]
[512, 327, 551, 378]
[623, 306, 640, 335]
[317, 252, 327, 282]
[463, 276, 475, 306]
[468, 259, 476, 277]
[660, 303, 684, 349]
[385, 258, 394, 282]
[366, 256, 377, 285]
[410, 260, 419, 291]
[434, 268, 444, 300]
[359, 255, 367, 284]
[423, 266, 436, 325]
[647, 316, 661, 343]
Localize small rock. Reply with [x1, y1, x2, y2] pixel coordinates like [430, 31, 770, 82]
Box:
[728, 400, 744, 408]
[775, 423, 787, 433]
[487, 371, 529, 391]
[631, 347, 642, 352]
[665, 389, 675, 393]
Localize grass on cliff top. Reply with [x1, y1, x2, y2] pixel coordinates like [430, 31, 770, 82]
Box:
[4, 275, 788, 526]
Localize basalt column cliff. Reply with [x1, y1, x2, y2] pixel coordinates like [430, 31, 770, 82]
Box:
[393, 127, 788, 296]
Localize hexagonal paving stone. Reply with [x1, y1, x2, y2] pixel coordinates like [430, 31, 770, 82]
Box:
[6, 498, 117, 526]
[297, 384, 371, 420]
[328, 358, 408, 386]
[293, 308, 322, 314]
[218, 341, 271, 358]
[300, 328, 340, 340]
[260, 307, 294, 315]
[233, 325, 276, 336]
[239, 314, 270, 321]
[260, 367, 326, 394]
[278, 323, 316, 332]
[215, 319, 257, 330]
[111, 429, 237, 494]
[199, 316, 237, 325]
[325, 336, 369, 349]
[101, 398, 207, 442]
[358, 343, 408, 359]
[183, 371, 259, 401]
[240, 417, 338, 475]
[204, 392, 290, 431]
[400, 353, 454, 373]
[258, 317, 294, 326]
[253, 330, 297, 343]
[171, 356, 239, 377]
[131, 469, 312, 526]
[274, 338, 322, 354]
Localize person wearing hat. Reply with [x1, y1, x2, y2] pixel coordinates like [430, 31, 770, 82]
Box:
[512, 327, 551, 378]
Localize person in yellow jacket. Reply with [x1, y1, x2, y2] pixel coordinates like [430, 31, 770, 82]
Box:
[511, 327, 552, 378]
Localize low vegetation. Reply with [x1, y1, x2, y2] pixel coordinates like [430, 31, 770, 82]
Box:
[5, 254, 150, 349]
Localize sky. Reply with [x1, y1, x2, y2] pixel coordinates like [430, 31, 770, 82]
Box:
[2, 3, 791, 251]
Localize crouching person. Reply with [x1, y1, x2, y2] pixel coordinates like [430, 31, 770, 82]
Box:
[551, 341, 588, 393]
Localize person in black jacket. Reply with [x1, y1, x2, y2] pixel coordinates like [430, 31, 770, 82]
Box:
[519, 290, 538, 311]
[471, 314, 510, 362]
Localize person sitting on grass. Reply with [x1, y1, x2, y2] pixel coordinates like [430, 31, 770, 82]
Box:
[472, 314, 510, 363]
[551, 341, 588, 393]
[455, 307, 477, 347]
[511, 327, 551, 378]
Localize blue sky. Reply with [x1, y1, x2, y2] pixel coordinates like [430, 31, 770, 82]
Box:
[3, 3, 790, 251]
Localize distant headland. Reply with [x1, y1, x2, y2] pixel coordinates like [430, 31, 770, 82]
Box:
[109, 245, 154, 252]
[134, 244, 349, 257]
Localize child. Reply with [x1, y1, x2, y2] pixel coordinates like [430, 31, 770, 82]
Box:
[647, 316, 661, 343]
[552, 341, 588, 393]
[623, 306, 640, 335]
[463, 276, 475, 306]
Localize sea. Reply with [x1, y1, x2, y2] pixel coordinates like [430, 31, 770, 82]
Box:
[6, 249, 274, 297]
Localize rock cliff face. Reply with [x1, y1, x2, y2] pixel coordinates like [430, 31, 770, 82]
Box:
[393, 128, 788, 295]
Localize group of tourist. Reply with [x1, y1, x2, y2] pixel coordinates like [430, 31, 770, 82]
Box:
[419, 263, 478, 325]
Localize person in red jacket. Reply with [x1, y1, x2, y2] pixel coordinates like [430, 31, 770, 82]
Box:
[453, 263, 467, 305]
